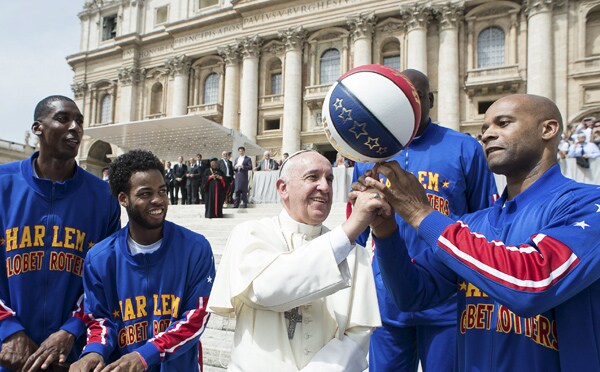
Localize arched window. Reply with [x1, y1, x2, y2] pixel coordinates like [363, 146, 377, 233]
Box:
[150, 83, 163, 114]
[320, 48, 340, 85]
[269, 59, 282, 95]
[586, 8, 600, 56]
[382, 40, 401, 70]
[203, 73, 219, 104]
[477, 27, 505, 68]
[100, 94, 112, 123]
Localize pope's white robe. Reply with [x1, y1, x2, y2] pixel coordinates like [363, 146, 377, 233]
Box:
[208, 210, 381, 371]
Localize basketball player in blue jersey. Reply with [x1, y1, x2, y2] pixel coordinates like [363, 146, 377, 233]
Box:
[359, 94, 600, 371]
[71, 150, 215, 372]
[351, 70, 497, 372]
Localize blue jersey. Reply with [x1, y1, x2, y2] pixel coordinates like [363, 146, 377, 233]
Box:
[352, 121, 497, 327]
[375, 165, 600, 371]
[81, 221, 216, 371]
[0, 152, 120, 366]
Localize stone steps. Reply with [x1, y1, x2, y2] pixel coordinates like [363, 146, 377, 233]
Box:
[120, 202, 349, 370]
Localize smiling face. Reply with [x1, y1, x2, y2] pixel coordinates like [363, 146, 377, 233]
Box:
[119, 169, 169, 240]
[277, 151, 333, 225]
[33, 100, 84, 160]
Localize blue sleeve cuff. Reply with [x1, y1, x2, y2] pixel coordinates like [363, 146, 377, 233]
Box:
[372, 227, 402, 257]
[135, 341, 161, 367]
[0, 316, 25, 341]
[82, 343, 112, 362]
[60, 316, 86, 339]
[417, 211, 456, 250]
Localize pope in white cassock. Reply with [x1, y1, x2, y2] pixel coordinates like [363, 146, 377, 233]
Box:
[208, 150, 383, 371]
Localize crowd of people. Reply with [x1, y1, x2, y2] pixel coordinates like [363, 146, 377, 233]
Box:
[162, 149, 294, 217]
[2, 67, 600, 372]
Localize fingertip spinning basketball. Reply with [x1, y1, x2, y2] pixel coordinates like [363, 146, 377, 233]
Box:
[322, 64, 421, 163]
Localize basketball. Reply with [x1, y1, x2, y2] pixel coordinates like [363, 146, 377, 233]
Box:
[322, 64, 421, 163]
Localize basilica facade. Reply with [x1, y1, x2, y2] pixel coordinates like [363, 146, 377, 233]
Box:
[68, 0, 600, 172]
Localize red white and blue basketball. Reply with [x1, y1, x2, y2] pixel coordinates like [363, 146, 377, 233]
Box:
[322, 64, 421, 163]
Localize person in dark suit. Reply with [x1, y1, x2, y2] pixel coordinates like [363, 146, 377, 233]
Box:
[218, 151, 234, 205]
[187, 154, 203, 204]
[164, 161, 176, 204]
[233, 146, 252, 208]
[255, 151, 279, 171]
[173, 156, 187, 205]
[199, 158, 210, 204]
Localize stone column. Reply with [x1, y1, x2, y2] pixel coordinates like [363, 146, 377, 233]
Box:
[402, 4, 432, 73]
[279, 27, 307, 154]
[117, 66, 141, 122]
[218, 44, 241, 130]
[71, 82, 88, 118]
[436, 4, 463, 131]
[309, 42, 317, 86]
[190, 66, 200, 106]
[525, 0, 554, 99]
[347, 13, 376, 67]
[509, 11, 518, 65]
[167, 55, 191, 116]
[239, 36, 262, 142]
[466, 18, 474, 70]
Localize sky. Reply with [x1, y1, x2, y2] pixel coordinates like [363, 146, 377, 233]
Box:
[0, 1, 83, 144]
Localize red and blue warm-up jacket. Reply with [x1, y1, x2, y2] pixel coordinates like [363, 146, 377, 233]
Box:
[352, 121, 498, 328]
[0, 152, 120, 368]
[374, 165, 600, 371]
[81, 221, 215, 371]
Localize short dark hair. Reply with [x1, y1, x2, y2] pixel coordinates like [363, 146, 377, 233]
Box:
[108, 149, 164, 197]
[34, 95, 76, 121]
[238, 146, 245, 151]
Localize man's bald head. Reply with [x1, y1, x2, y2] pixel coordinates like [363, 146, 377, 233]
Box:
[402, 69, 433, 133]
[492, 94, 562, 145]
[402, 69, 429, 92]
[499, 94, 562, 125]
[482, 94, 563, 182]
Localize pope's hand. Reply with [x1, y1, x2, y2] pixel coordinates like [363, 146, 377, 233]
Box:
[344, 185, 392, 242]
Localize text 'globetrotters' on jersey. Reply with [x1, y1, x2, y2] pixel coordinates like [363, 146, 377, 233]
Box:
[81, 221, 216, 371]
[0, 152, 121, 367]
[375, 165, 600, 371]
[352, 121, 498, 327]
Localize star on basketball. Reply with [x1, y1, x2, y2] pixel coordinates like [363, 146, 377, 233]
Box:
[573, 221, 590, 230]
[364, 137, 380, 150]
[349, 121, 368, 139]
[376, 146, 388, 155]
[333, 98, 343, 110]
[338, 107, 353, 123]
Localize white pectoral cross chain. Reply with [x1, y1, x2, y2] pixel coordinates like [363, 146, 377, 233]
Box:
[284, 307, 303, 339]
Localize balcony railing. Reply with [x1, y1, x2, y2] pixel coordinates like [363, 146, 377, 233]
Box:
[466, 65, 521, 85]
[188, 103, 223, 122]
[303, 84, 332, 109]
[465, 65, 522, 96]
[260, 94, 283, 108]
[146, 113, 166, 120]
[571, 56, 600, 78]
